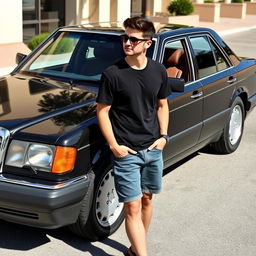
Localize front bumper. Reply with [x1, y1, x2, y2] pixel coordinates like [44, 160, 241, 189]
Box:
[0, 174, 92, 229]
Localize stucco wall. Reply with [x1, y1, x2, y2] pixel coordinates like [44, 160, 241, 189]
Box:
[66, 0, 131, 26]
[246, 2, 256, 15]
[0, 0, 22, 44]
[220, 3, 246, 19]
[193, 3, 220, 22]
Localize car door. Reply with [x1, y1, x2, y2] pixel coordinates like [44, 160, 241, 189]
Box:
[188, 34, 237, 142]
[156, 37, 203, 164]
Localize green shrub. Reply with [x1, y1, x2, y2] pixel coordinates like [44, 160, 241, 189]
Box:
[28, 33, 74, 55]
[168, 0, 194, 16]
[232, 0, 243, 2]
[28, 33, 50, 51]
[42, 37, 74, 55]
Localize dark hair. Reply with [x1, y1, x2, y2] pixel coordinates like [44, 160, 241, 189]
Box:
[123, 16, 156, 38]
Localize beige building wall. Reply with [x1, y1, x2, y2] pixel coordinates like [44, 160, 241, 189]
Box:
[66, 0, 131, 26]
[65, 0, 90, 25]
[0, 0, 22, 44]
[161, 0, 170, 13]
[116, 0, 131, 22]
[154, 0, 162, 15]
[99, 0, 111, 25]
[0, 0, 166, 44]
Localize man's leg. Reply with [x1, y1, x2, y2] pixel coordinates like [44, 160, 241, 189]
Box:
[125, 199, 148, 256]
[141, 193, 153, 233]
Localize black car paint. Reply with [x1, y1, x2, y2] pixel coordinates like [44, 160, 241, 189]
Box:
[0, 26, 255, 230]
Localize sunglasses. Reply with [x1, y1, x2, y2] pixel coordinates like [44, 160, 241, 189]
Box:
[120, 34, 150, 43]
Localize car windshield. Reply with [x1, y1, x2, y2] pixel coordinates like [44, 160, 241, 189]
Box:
[20, 31, 155, 82]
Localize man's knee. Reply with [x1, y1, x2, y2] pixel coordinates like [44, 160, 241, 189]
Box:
[142, 193, 153, 207]
[124, 200, 141, 217]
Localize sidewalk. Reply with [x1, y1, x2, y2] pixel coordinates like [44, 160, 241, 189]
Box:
[0, 42, 31, 76]
[0, 15, 256, 76]
[198, 15, 256, 36]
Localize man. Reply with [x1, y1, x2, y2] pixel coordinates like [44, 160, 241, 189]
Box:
[96, 16, 169, 256]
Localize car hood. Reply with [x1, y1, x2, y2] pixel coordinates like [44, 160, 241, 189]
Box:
[0, 74, 97, 137]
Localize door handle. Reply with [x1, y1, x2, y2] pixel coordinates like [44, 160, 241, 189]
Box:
[191, 91, 203, 99]
[227, 76, 237, 84]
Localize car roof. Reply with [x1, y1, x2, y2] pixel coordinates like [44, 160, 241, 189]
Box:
[59, 25, 125, 35]
[156, 26, 216, 39]
[59, 24, 216, 38]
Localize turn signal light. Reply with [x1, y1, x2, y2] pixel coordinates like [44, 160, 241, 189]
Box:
[51, 146, 76, 173]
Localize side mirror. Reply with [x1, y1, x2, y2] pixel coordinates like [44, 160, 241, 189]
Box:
[16, 52, 27, 65]
[168, 77, 185, 93]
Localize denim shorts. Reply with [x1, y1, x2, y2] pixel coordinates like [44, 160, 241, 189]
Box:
[112, 148, 163, 203]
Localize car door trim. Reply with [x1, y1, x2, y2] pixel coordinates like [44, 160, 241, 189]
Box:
[170, 122, 202, 140]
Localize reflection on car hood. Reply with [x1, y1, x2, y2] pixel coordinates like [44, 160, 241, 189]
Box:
[0, 75, 97, 133]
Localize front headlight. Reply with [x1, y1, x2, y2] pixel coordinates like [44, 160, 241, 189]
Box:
[27, 144, 54, 168]
[6, 140, 76, 173]
[5, 140, 28, 168]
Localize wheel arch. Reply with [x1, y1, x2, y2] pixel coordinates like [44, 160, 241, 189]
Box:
[232, 88, 249, 115]
[91, 147, 113, 176]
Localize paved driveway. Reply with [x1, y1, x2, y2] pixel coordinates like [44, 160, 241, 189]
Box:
[223, 29, 256, 58]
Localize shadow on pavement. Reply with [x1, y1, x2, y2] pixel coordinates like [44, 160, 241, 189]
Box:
[0, 220, 50, 250]
[0, 220, 127, 255]
[163, 145, 225, 177]
[48, 227, 128, 256]
[163, 152, 199, 177]
[198, 145, 225, 155]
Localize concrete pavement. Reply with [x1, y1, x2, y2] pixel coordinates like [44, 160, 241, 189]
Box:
[0, 15, 256, 76]
[198, 15, 256, 36]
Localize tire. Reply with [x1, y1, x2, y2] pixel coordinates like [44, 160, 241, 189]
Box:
[68, 171, 95, 238]
[69, 164, 124, 241]
[211, 97, 245, 154]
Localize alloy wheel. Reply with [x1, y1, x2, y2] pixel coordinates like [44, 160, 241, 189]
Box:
[229, 105, 243, 145]
[95, 169, 123, 227]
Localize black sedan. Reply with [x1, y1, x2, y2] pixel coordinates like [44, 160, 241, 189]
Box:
[0, 25, 255, 241]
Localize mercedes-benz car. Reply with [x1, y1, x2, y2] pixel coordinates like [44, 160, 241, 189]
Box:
[0, 25, 255, 241]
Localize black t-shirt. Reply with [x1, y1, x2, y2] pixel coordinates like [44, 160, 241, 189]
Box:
[96, 58, 170, 151]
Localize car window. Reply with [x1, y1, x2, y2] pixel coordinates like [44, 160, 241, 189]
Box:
[189, 36, 230, 79]
[162, 39, 191, 82]
[29, 33, 79, 71]
[190, 36, 217, 79]
[221, 42, 240, 66]
[208, 38, 229, 72]
[22, 32, 125, 82]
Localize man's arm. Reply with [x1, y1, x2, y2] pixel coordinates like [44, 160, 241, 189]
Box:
[96, 103, 137, 157]
[148, 98, 169, 150]
[157, 98, 169, 135]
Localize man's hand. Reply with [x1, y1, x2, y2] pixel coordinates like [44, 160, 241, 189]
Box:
[110, 144, 137, 158]
[148, 137, 166, 151]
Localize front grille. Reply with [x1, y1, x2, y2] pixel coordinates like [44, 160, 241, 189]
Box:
[0, 206, 39, 219]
